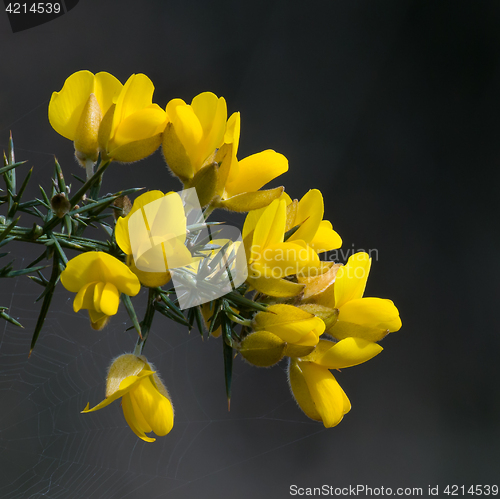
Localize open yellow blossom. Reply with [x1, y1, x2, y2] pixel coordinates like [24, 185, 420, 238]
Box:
[162, 92, 227, 182]
[99, 74, 167, 162]
[288, 337, 382, 427]
[48, 70, 122, 164]
[83, 354, 174, 442]
[60, 252, 140, 330]
[284, 190, 342, 253]
[301, 252, 402, 341]
[115, 190, 192, 287]
[212, 112, 288, 212]
[252, 304, 325, 348]
[242, 197, 320, 297]
[239, 303, 326, 365]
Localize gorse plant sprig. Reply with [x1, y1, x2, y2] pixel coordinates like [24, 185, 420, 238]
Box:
[0, 70, 402, 441]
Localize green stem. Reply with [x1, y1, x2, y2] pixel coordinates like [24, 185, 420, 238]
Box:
[85, 158, 94, 181]
[134, 288, 156, 355]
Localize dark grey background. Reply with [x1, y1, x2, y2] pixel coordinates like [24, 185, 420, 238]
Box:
[1, 1, 499, 498]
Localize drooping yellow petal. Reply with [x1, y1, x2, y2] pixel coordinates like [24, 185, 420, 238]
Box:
[92, 281, 105, 313]
[288, 359, 323, 422]
[300, 361, 349, 428]
[333, 252, 371, 309]
[98, 282, 120, 317]
[121, 393, 156, 442]
[130, 376, 174, 436]
[81, 371, 154, 413]
[73, 281, 97, 312]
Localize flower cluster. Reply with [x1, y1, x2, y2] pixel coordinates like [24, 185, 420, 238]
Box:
[0, 69, 401, 444]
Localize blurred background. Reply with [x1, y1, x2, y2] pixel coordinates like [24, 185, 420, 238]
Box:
[1, 1, 499, 498]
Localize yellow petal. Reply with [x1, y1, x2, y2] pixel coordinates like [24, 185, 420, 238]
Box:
[334, 252, 371, 309]
[122, 393, 156, 442]
[109, 134, 163, 163]
[223, 112, 240, 150]
[252, 198, 286, 249]
[327, 321, 390, 342]
[49, 70, 122, 141]
[288, 189, 323, 245]
[99, 282, 120, 316]
[93, 72, 123, 116]
[300, 361, 348, 428]
[339, 297, 402, 332]
[309, 220, 342, 253]
[81, 371, 153, 413]
[111, 105, 166, 149]
[130, 376, 174, 436]
[48, 70, 96, 140]
[288, 358, 323, 422]
[219, 187, 284, 212]
[92, 281, 105, 313]
[61, 252, 140, 297]
[313, 337, 383, 369]
[191, 92, 227, 162]
[112, 74, 156, 136]
[73, 281, 96, 312]
[246, 274, 304, 298]
[224, 150, 288, 199]
[167, 99, 204, 169]
[253, 304, 324, 344]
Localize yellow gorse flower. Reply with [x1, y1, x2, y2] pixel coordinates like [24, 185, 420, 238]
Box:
[60, 252, 140, 330]
[212, 112, 288, 212]
[115, 190, 192, 287]
[162, 92, 227, 182]
[99, 73, 167, 163]
[288, 337, 382, 427]
[284, 189, 342, 254]
[252, 304, 325, 348]
[242, 197, 321, 297]
[300, 252, 402, 341]
[239, 303, 326, 366]
[48, 70, 122, 164]
[82, 354, 174, 442]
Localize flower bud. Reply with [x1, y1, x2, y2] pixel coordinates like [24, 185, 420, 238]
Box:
[51, 192, 71, 218]
[83, 353, 174, 442]
[239, 331, 286, 367]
